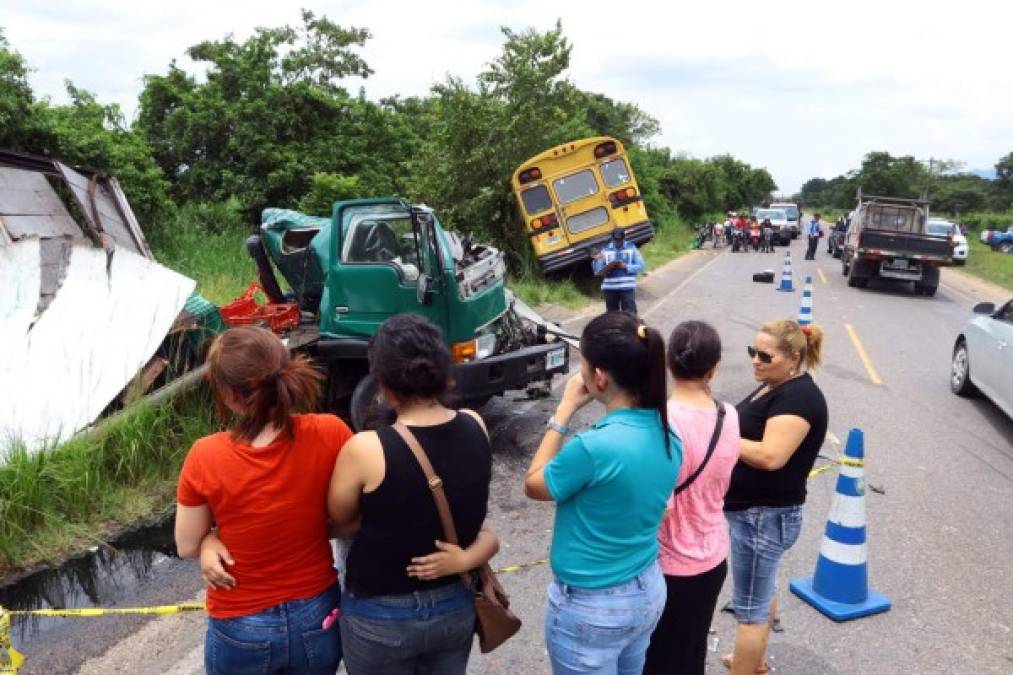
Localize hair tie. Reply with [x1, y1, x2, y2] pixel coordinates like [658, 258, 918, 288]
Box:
[637, 324, 647, 340]
[800, 325, 812, 337]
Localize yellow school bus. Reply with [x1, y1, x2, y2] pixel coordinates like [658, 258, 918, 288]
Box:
[512, 137, 654, 273]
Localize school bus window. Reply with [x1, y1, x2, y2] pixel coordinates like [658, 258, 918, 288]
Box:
[567, 207, 609, 233]
[521, 185, 552, 215]
[600, 158, 631, 187]
[553, 170, 599, 205]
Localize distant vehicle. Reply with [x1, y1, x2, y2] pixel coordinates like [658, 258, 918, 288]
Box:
[841, 192, 953, 296]
[754, 208, 791, 244]
[926, 219, 967, 265]
[980, 226, 1013, 253]
[951, 299, 1013, 419]
[828, 214, 849, 258]
[512, 137, 653, 274]
[770, 202, 801, 239]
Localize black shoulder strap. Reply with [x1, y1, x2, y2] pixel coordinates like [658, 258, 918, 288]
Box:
[673, 399, 726, 496]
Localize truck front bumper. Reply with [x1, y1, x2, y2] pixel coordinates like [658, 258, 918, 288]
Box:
[451, 342, 570, 400]
[538, 221, 654, 274]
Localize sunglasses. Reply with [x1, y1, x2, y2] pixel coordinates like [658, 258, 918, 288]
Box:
[747, 345, 775, 364]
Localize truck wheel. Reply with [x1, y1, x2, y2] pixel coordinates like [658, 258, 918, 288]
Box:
[950, 341, 978, 397]
[1000, 242, 1012, 253]
[846, 260, 862, 287]
[350, 374, 390, 431]
[841, 254, 850, 276]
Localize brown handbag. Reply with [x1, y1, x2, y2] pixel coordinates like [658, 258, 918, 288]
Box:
[393, 422, 522, 653]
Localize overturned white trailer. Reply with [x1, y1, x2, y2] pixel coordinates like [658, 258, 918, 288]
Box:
[0, 151, 194, 454]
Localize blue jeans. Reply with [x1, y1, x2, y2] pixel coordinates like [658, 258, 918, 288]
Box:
[204, 584, 341, 675]
[726, 505, 804, 624]
[545, 561, 666, 675]
[339, 583, 475, 675]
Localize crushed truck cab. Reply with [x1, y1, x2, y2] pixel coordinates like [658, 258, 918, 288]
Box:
[247, 198, 569, 429]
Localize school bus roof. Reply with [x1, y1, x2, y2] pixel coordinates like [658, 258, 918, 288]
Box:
[512, 136, 624, 180]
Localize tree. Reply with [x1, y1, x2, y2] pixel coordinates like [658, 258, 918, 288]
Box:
[996, 152, 1013, 207]
[135, 11, 408, 217]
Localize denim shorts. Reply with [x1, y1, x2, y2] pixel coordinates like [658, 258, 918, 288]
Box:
[726, 505, 803, 624]
[204, 584, 341, 675]
[546, 561, 666, 675]
[339, 583, 475, 675]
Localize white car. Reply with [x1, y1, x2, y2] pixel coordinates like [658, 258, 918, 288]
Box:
[926, 219, 967, 264]
[951, 299, 1013, 418]
[755, 208, 791, 244]
[770, 202, 801, 238]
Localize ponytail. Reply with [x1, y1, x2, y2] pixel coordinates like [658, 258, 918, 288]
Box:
[760, 319, 825, 371]
[580, 312, 671, 456]
[207, 326, 324, 442]
[641, 324, 672, 456]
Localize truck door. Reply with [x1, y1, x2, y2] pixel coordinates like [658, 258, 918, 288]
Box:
[325, 208, 447, 338]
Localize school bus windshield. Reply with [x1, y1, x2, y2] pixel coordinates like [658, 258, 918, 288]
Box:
[512, 137, 654, 274]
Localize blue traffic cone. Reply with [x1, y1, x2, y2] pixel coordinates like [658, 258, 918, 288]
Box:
[776, 251, 795, 292]
[790, 429, 891, 621]
[797, 276, 814, 325]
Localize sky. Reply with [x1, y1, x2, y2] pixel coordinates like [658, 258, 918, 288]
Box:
[4, 0, 1012, 194]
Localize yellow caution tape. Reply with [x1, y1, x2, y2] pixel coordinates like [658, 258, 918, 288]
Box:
[1, 610, 26, 674]
[808, 455, 865, 478]
[6, 602, 205, 619]
[494, 557, 549, 575]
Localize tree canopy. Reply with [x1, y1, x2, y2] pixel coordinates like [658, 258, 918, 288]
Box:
[2, 17, 779, 266]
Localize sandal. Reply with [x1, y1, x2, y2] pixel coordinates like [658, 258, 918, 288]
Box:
[721, 653, 770, 673]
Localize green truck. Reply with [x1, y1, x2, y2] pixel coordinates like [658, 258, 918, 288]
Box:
[244, 198, 570, 429]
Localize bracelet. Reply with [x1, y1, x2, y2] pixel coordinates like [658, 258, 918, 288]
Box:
[547, 417, 570, 436]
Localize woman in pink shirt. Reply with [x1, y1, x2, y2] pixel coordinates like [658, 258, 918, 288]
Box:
[645, 320, 741, 675]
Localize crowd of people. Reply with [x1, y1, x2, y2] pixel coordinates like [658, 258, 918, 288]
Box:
[176, 308, 827, 675]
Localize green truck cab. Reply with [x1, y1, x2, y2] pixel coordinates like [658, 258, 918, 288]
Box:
[245, 198, 569, 428]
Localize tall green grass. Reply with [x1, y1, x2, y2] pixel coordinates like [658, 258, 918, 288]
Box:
[0, 386, 218, 572]
[149, 200, 256, 304]
[962, 238, 1013, 290]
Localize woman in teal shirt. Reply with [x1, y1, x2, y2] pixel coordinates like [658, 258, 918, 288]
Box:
[525, 311, 683, 674]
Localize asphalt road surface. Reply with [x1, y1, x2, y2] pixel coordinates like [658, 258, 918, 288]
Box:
[19, 236, 1013, 674]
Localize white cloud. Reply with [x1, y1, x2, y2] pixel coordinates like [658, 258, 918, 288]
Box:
[4, 0, 1012, 192]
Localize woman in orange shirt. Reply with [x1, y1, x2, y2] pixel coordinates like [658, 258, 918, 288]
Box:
[175, 326, 353, 674]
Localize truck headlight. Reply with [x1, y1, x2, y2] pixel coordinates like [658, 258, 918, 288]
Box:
[452, 333, 497, 363]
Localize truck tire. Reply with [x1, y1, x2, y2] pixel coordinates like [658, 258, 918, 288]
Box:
[917, 266, 940, 296]
[350, 374, 388, 431]
[846, 258, 866, 288]
[1000, 242, 1012, 253]
[841, 253, 850, 276]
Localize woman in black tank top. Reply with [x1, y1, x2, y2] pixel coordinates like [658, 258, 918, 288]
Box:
[328, 314, 499, 675]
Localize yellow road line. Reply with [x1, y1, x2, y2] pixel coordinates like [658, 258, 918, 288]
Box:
[844, 323, 883, 385]
[817, 268, 828, 285]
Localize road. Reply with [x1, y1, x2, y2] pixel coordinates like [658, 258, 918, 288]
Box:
[19, 237, 1013, 674]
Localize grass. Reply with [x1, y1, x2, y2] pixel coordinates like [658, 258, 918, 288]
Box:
[0, 386, 218, 574]
[512, 217, 697, 309]
[961, 237, 1013, 290]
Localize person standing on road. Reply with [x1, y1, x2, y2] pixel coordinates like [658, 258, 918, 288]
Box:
[722, 319, 827, 675]
[593, 227, 646, 315]
[644, 321, 741, 675]
[804, 213, 823, 260]
[524, 312, 682, 675]
[326, 314, 500, 675]
[175, 326, 352, 675]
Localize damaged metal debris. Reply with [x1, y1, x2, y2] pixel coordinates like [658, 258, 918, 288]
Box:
[0, 151, 201, 454]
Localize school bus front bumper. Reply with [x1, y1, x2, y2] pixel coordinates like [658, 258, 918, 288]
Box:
[536, 220, 654, 274]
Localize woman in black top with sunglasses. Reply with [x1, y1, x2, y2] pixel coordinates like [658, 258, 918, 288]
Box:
[722, 319, 827, 675]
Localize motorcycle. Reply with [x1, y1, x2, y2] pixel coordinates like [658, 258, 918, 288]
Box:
[694, 223, 712, 249]
[730, 227, 745, 252]
[749, 225, 761, 251]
